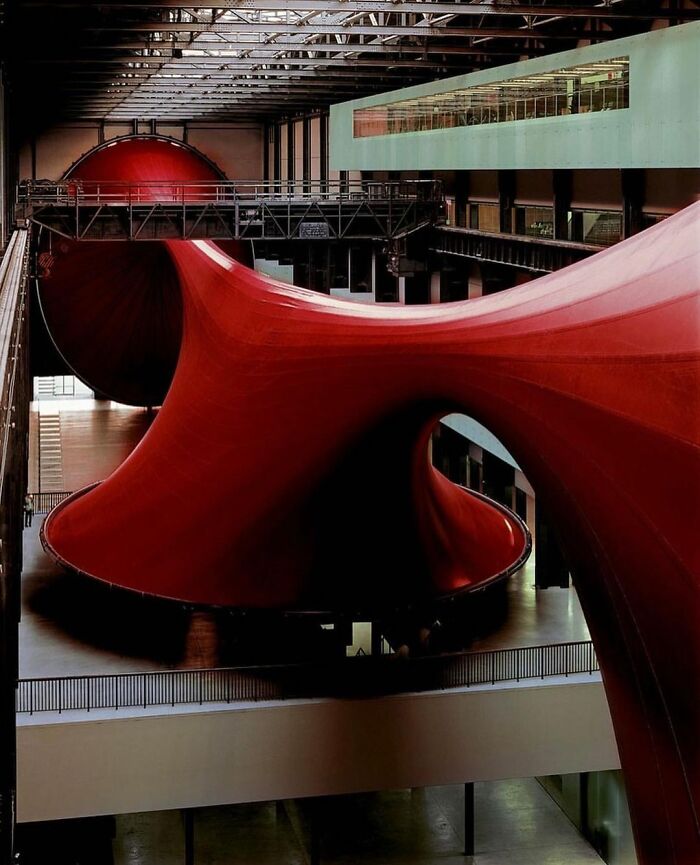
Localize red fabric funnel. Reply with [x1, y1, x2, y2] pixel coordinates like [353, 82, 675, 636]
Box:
[40, 134, 700, 865]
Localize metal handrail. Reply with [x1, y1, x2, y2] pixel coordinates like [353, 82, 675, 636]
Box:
[0, 231, 30, 510]
[437, 224, 605, 253]
[28, 490, 73, 514]
[17, 178, 443, 207]
[16, 640, 599, 715]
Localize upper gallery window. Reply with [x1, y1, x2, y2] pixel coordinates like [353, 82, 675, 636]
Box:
[353, 57, 629, 138]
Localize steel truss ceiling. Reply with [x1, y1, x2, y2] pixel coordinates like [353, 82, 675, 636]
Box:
[8, 1, 699, 122]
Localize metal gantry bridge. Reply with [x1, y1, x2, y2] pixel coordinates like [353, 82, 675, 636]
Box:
[16, 178, 444, 242]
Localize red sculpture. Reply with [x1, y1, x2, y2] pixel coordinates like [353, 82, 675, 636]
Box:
[40, 137, 700, 865]
[37, 137, 248, 405]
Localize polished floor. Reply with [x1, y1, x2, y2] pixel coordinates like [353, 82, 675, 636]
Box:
[28, 393, 154, 493]
[21, 390, 590, 678]
[106, 780, 603, 865]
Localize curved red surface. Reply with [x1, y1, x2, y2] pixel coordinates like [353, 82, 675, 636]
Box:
[40, 135, 700, 864]
[64, 135, 223, 188]
[38, 136, 248, 405]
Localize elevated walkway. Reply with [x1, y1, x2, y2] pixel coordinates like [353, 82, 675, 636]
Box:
[432, 225, 601, 273]
[16, 179, 443, 242]
[17, 674, 618, 823]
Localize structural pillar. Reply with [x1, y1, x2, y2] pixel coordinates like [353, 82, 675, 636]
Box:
[552, 169, 572, 241]
[467, 263, 483, 299]
[622, 168, 645, 239]
[498, 169, 516, 233]
[371, 621, 383, 656]
[455, 171, 469, 228]
[183, 808, 194, 865]
[535, 508, 570, 588]
[273, 124, 281, 191]
[430, 272, 441, 304]
[467, 444, 483, 493]
[319, 113, 328, 193]
[286, 120, 295, 187]
[309, 799, 321, 865]
[303, 116, 311, 188]
[398, 276, 406, 305]
[263, 123, 270, 183]
[464, 782, 475, 856]
[482, 451, 515, 508]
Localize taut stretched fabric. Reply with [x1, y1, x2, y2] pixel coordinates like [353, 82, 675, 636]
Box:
[37, 136, 247, 406]
[42, 141, 699, 862]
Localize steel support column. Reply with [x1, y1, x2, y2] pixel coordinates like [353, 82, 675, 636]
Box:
[455, 171, 469, 230]
[535, 508, 570, 589]
[464, 782, 475, 857]
[498, 170, 516, 234]
[622, 168, 645, 239]
[553, 169, 572, 241]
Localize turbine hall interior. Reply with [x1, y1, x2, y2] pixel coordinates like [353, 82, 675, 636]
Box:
[0, 7, 699, 865]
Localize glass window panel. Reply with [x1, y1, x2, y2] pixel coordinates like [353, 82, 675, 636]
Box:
[515, 206, 554, 239]
[353, 57, 629, 138]
[580, 210, 622, 246]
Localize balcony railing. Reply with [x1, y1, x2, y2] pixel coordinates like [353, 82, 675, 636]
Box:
[28, 490, 73, 514]
[17, 640, 599, 715]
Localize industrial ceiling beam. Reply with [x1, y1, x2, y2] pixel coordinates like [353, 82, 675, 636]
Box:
[61, 76, 394, 89]
[72, 97, 329, 103]
[60, 88, 396, 100]
[30, 57, 496, 70]
[11, 0, 659, 124]
[40, 42, 526, 57]
[69, 96, 367, 106]
[62, 73, 431, 86]
[62, 58, 476, 70]
[79, 22, 614, 39]
[18, 0, 698, 20]
[65, 86, 372, 99]
[67, 92, 378, 104]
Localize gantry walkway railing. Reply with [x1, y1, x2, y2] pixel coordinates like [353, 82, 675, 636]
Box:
[16, 178, 444, 242]
[431, 225, 603, 273]
[17, 640, 599, 715]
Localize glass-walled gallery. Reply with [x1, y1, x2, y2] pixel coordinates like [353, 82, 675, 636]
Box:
[353, 57, 629, 138]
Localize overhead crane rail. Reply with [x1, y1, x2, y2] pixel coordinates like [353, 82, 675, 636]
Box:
[16, 178, 444, 242]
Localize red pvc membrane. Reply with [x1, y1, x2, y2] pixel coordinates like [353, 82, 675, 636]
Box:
[40, 134, 700, 865]
[37, 136, 247, 405]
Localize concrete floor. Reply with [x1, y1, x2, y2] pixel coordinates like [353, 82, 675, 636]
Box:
[111, 780, 603, 865]
[20, 392, 590, 678]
